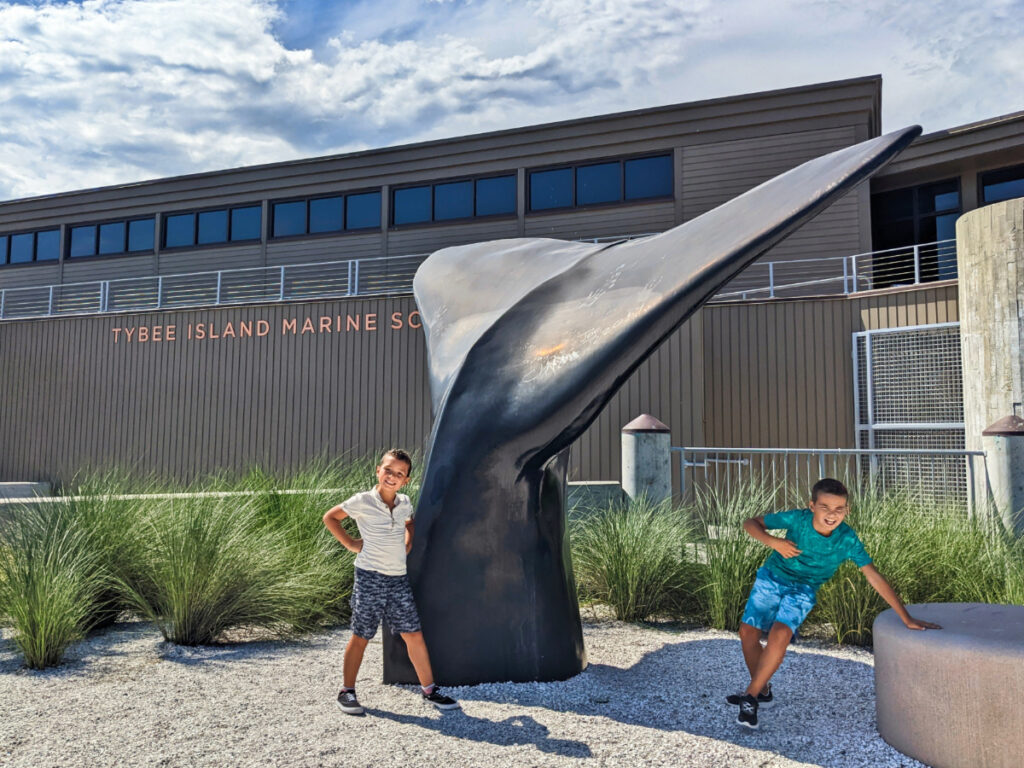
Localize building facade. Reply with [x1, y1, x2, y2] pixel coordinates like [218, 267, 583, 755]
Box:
[1, 75, 1022, 487]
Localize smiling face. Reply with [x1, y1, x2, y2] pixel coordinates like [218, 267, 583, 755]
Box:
[376, 453, 411, 498]
[809, 491, 849, 536]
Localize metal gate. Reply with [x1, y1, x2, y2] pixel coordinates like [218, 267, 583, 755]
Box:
[853, 322, 969, 504]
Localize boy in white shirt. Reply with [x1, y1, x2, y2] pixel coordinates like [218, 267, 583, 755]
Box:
[323, 449, 459, 714]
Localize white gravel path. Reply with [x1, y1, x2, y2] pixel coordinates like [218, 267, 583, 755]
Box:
[1, 619, 923, 768]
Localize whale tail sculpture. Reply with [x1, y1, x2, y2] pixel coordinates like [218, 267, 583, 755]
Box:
[383, 126, 922, 685]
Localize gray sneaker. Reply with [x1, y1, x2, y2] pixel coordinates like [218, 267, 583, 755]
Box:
[337, 688, 364, 715]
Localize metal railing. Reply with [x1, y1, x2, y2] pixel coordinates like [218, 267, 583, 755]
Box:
[714, 239, 957, 300]
[674, 446, 986, 511]
[0, 237, 957, 322]
[0, 253, 429, 320]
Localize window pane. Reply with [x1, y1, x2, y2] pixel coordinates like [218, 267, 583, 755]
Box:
[128, 218, 155, 252]
[36, 230, 59, 261]
[230, 206, 261, 241]
[70, 225, 97, 258]
[197, 209, 228, 245]
[529, 168, 573, 210]
[393, 186, 431, 225]
[98, 222, 126, 254]
[165, 213, 195, 248]
[346, 191, 381, 230]
[309, 197, 343, 233]
[10, 233, 34, 263]
[577, 162, 621, 205]
[982, 165, 1024, 204]
[872, 219, 915, 251]
[273, 201, 307, 237]
[475, 176, 516, 216]
[625, 155, 673, 200]
[434, 180, 473, 220]
[0, 235, 7, 265]
[919, 179, 959, 214]
[872, 188, 914, 221]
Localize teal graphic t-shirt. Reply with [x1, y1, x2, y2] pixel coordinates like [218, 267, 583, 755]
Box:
[761, 508, 872, 588]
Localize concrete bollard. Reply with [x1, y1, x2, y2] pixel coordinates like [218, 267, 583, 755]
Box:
[621, 414, 672, 504]
[982, 415, 1024, 536]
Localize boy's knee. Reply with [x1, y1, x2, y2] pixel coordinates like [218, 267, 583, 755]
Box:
[739, 622, 760, 640]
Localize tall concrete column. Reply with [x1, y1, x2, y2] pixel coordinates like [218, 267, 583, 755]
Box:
[958, 196, 1024, 526]
[621, 414, 672, 504]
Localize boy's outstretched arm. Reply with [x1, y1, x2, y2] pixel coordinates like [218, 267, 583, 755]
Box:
[861, 564, 942, 630]
[323, 505, 363, 553]
[743, 516, 801, 558]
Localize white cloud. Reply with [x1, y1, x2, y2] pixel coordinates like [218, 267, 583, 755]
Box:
[0, 0, 1020, 201]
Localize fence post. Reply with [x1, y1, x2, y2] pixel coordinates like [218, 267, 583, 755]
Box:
[353, 260, 360, 296]
[851, 254, 859, 291]
[216, 271, 223, 305]
[913, 244, 921, 284]
[347, 260, 355, 297]
[100, 281, 109, 312]
[818, 451, 826, 479]
[47, 285, 54, 316]
[0, 288, 5, 319]
[843, 256, 850, 294]
[157, 276, 163, 309]
[278, 266, 286, 301]
[768, 262, 775, 298]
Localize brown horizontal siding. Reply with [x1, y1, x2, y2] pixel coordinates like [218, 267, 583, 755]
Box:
[63, 254, 155, 282]
[524, 201, 676, 240]
[158, 244, 263, 274]
[701, 284, 960, 450]
[266, 233, 385, 265]
[0, 264, 61, 289]
[387, 218, 522, 255]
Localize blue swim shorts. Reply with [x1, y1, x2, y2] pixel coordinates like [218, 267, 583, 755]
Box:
[350, 567, 422, 640]
[741, 566, 818, 634]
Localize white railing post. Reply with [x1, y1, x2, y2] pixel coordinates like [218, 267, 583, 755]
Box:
[0, 289, 5, 319]
[100, 281, 109, 312]
[913, 244, 921, 284]
[278, 266, 286, 301]
[157, 276, 163, 308]
[768, 262, 775, 298]
[216, 271, 223, 305]
[842, 256, 850, 294]
[851, 253, 859, 291]
[48, 285, 54, 316]
[353, 260, 360, 295]
[347, 260, 355, 296]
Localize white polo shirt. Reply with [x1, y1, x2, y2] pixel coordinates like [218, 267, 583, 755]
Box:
[341, 488, 415, 576]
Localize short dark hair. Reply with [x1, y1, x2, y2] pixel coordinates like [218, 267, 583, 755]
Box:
[811, 477, 848, 501]
[382, 448, 413, 475]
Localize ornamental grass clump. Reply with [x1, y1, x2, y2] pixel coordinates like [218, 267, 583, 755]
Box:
[571, 496, 704, 622]
[0, 503, 104, 669]
[693, 480, 779, 631]
[120, 495, 340, 645]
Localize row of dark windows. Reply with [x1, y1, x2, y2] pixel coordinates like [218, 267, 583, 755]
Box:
[273, 191, 381, 237]
[981, 163, 1024, 205]
[0, 229, 60, 265]
[529, 155, 673, 211]
[164, 205, 262, 249]
[70, 218, 156, 258]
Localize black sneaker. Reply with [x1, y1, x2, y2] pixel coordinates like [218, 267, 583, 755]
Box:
[423, 686, 460, 710]
[336, 688, 364, 715]
[736, 694, 759, 729]
[726, 683, 772, 705]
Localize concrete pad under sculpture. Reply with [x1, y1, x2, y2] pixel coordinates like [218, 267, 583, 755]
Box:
[874, 602, 1024, 768]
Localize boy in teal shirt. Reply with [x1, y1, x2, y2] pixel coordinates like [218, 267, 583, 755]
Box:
[728, 478, 940, 729]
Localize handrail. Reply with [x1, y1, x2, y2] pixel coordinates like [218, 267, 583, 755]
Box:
[0, 237, 958, 321]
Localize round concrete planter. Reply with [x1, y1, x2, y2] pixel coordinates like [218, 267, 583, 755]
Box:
[873, 603, 1024, 768]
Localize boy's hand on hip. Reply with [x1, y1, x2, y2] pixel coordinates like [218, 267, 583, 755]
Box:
[772, 538, 801, 558]
[904, 616, 942, 630]
[345, 540, 363, 554]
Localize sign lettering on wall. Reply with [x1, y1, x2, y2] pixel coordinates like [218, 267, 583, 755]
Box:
[110, 311, 422, 344]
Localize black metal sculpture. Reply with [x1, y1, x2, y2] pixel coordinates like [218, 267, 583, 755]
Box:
[383, 127, 922, 685]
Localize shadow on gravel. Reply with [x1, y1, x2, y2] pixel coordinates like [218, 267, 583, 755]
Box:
[451, 638, 901, 768]
[369, 708, 592, 758]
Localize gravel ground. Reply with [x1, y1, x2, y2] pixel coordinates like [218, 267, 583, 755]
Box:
[1, 619, 923, 768]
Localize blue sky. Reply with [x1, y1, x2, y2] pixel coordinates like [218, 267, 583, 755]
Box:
[0, 0, 1021, 200]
